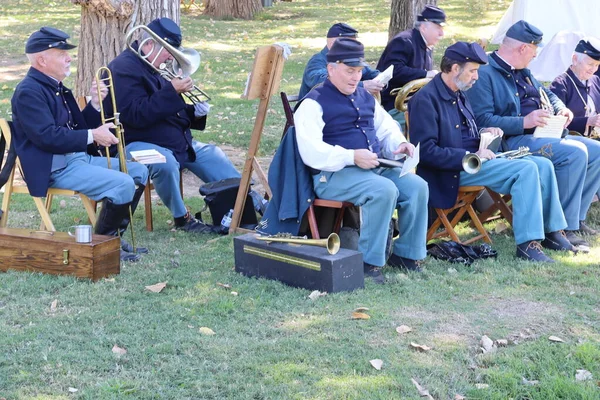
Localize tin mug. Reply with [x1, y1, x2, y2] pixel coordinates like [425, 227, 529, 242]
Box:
[68, 224, 93, 243]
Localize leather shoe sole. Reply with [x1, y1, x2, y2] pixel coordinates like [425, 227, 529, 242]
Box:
[387, 254, 423, 272]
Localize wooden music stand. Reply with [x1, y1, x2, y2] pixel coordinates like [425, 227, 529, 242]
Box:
[229, 45, 285, 234]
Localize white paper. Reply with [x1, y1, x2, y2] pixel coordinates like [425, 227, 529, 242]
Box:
[400, 143, 420, 177]
[373, 65, 394, 86]
[533, 115, 567, 138]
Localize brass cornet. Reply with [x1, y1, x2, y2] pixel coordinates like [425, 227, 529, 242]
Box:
[95, 66, 137, 252]
[125, 25, 211, 103]
[462, 146, 532, 174]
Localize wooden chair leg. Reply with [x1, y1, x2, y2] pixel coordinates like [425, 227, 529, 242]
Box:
[33, 197, 55, 231]
[332, 205, 347, 234]
[144, 183, 153, 232]
[0, 170, 15, 228]
[307, 204, 320, 239]
[466, 204, 491, 244]
[437, 209, 461, 243]
[80, 195, 97, 227]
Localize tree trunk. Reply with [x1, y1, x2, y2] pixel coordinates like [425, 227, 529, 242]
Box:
[388, 0, 438, 42]
[204, 0, 262, 20]
[72, 0, 180, 99]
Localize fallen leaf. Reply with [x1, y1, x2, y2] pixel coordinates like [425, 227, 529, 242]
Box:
[199, 327, 216, 335]
[351, 312, 370, 320]
[496, 339, 508, 347]
[50, 299, 58, 312]
[370, 359, 383, 370]
[576, 369, 593, 381]
[454, 395, 465, 400]
[396, 325, 413, 334]
[522, 377, 539, 386]
[481, 335, 496, 353]
[217, 282, 232, 289]
[104, 277, 115, 282]
[59, 200, 66, 208]
[549, 335, 565, 343]
[495, 222, 508, 233]
[447, 267, 457, 274]
[354, 307, 370, 312]
[145, 282, 167, 293]
[68, 387, 78, 393]
[411, 378, 434, 399]
[410, 342, 432, 352]
[475, 383, 489, 389]
[231, 291, 238, 296]
[112, 344, 127, 355]
[308, 290, 327, 300]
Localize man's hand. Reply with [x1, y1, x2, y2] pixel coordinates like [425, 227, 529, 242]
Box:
[426, 69, 440, 79]
[523, 109, 551, 129]
[362, 79, 384, 94]
[171, 77, 194, 94]
[92, 123, 118, 147]
[557, 108, 574, 126]
[194, 101, 211, 117]
[90, 79, 108, 111]
[393, 142, 415, 158]
[354, 149, 379, 169]
[588, 114, 600, 128]
[480, 127, 504, 137]
[475, 148, 496, 160]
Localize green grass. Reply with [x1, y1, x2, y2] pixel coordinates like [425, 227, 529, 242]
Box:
[2, 0, 600, 399]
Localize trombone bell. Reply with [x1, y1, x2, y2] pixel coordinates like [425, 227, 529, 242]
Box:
[255, 233, 341, 255]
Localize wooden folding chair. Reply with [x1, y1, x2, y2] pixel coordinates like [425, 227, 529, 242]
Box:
[306, 199, 355, 239]
[427, 186, 491, 245]
[280, 92, 299, 140]
[0, 118, 97, 231]
[477, 189, 513, 226]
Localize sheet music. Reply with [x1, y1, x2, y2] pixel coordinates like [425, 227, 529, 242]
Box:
[533, 115, 567, 139]
[400, 143, 420, 177]
[373, 65, 393, 86]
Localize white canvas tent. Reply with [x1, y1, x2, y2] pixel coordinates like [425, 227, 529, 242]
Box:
[491, 0, 600, 81]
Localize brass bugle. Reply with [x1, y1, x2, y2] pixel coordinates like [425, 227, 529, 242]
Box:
[255, 233, 341, 255]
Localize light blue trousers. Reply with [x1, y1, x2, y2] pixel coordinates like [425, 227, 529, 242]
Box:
[313, 166, 429, 267]
[49, 152, 149, 205]
[506, 135, 600, 230]
[125, 141, 240, 218]
[459, 156, 566, 245]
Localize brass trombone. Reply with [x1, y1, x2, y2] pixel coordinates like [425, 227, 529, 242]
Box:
[255, 233, 341, 255]
[125, 25, 211, 103]
[95, 66, 137, 252]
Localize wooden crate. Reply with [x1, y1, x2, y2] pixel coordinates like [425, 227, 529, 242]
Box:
[0, 228, 120, 280]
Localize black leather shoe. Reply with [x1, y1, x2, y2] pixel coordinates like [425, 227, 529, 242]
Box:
[175, 214, 215, 234]
[516, 240, 554, 262]
[364, 263, 385, 284]
[577, 221, 598, 236]
[121, 238, 149, 254]
[120, 249, 141, 262]
[541, 231, 576, 252]
[565, 231, 590, 247]
[387, 253, 423, 272]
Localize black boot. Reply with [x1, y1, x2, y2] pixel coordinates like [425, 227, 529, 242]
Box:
[95, 199, 140, 262]
[118, 184, 149, 254]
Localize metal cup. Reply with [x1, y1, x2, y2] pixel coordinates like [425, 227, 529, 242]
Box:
[68, 225, 93, 243]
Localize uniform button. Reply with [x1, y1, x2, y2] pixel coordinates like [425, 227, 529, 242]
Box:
[455, 125, 459, 128]
[356, 125, 359, 128]
[358, 117, 361, 120]
[518, 113, 521, 116]
[351, 99, 354, 102]
[307, 199, 312, 203]
[452, 101, 456, 104]
[453, 175, 457, 178]
[357, 107, 360, 110]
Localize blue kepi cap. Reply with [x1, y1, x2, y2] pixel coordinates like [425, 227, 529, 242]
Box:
[25, 27, 77, 54]
[326, 38, 368, 67]
[147, 17, 182, 48]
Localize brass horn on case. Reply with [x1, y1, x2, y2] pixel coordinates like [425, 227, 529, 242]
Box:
[255, 233, 341, 255]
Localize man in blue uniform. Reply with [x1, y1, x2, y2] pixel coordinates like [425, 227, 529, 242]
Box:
[11, 27, 149, 262]
[298, 23, 382, 100]
[465, 20, 600, 249]
[107, 18, 242, 233]
[550, 39, 600, 139]
[377, 5, 446, 118]
[409, 42, 573, 262]
[295, 38, 429, 284]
